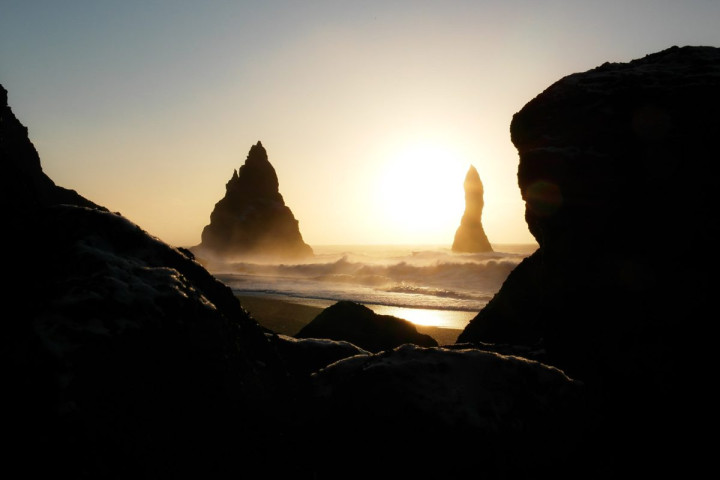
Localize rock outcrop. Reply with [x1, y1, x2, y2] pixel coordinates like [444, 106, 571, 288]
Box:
[296, 301, 438, 352]
[1, 84, 101, 211]
[303, 344, 585, 479]
[194, 141, 313, 261]
[2, 85, 295, 478]
[269, 333, 370, 377]
[458, 46, 719, 475]
[452, 165, 493, 252]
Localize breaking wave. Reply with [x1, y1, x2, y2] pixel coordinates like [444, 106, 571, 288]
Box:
[212, 244, 536, 312]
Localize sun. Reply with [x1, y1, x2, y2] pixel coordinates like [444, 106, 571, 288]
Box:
[375, 140, 469, 244]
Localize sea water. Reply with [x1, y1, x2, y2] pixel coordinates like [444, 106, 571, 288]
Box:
[213, 243, 537, 330]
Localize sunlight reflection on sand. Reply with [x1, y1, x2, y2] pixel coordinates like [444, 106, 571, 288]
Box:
[369, 305, 476, 329]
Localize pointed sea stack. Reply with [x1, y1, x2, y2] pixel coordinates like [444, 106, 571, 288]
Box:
[452, 165, 493, 252]
[194, 141, 313, 260]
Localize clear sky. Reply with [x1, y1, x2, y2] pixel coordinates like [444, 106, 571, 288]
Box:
[2, 1, 719, 247]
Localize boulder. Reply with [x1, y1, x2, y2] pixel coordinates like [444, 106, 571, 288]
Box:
[269, 333, 370, 377]
[458, 46, 720, 475]
[296, 301, 438, 352]
[452, 165, 493, 252]
[193, 141, 313, 261]
[302, 344, 586, 479]
[461, 45, 720, 376]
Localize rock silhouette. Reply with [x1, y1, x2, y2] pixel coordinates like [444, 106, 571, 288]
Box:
[0, 84, 101, 211]
[193, 141, 313, 260]
[2, 85, 294, 477]
[296, 301, 438, 352]
[458, 46, 720, 476]
[270, 334, 370, 377]
[452, 165, 493, 252]
[305, 344, 582, 479]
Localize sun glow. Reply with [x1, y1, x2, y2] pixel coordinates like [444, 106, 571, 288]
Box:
[375, 140, 469, 244]
[370, 305, 477, 329]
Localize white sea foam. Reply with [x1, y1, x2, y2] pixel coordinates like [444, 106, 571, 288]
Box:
[213, 244, 537, 328]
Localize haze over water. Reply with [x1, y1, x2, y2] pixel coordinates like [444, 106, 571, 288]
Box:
[213, 243, 537, 329]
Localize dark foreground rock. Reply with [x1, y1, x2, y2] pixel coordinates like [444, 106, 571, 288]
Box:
[7, 206, 298, 477]
[302, 344, 588, 479]
[193, 141, 313, 262]
[458, 45, 719, 474]
[2, 85, 297, 478]
[296, 300, 439, 352]
[269, 333, 370, 377]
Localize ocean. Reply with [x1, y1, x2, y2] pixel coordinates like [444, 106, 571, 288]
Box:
[213, 243, 537, 330]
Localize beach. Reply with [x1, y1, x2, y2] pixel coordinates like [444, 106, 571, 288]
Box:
[217, 244, 536, 348]
[237, 294, 466, 346]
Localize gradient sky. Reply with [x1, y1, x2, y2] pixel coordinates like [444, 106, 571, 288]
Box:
[2, 1, 719, 247]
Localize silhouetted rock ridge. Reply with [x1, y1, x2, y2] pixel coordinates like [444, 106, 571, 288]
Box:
[457, 46, 720, 475]
[1, 84, 101, 211]
[452, 165, 493, 252]
[2, 84, 292, 477]
[194, 141, 313, 260]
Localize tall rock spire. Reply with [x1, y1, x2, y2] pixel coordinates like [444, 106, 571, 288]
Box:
[452, 165, 493, 253]
[194, 141, 313, 260]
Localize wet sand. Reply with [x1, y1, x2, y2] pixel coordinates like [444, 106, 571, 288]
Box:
[237, 295, 465, 346]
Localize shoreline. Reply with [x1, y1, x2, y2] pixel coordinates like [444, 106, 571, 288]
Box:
[237, 294, 466, 346]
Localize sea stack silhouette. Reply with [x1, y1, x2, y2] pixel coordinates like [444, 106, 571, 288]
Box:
[452, 165, 493, 252]
[194, 141, 313, 260]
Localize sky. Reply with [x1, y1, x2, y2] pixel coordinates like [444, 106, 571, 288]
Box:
[2, 1, 719, 248]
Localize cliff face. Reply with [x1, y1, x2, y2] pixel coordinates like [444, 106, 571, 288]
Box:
[457, 46, 720, 473]
[195, 141, 313, 260]
[2, 85, 291, 477]
[460, 45, 720, 361]
[296, 301, 438, 352]
[0, 84, 101, 211]
[452, 165, 493, 252]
